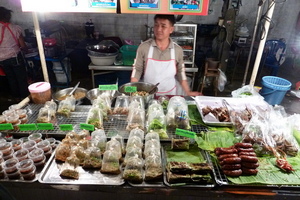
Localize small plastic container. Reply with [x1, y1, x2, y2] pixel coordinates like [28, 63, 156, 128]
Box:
[19, 137, 29, 143]
[8, 104, 21, 111]
[113, 95, 130, 115]
[13, 149, 29, 161]
[12, 120, 21, 131]
[28, 82, 52, 104]
[3, 148, 14, 160]
[15, 109, 27, 119]
[21, 165, 36, 180]
[11, 139, 23, 151]
[28, 133, 42, 143]
[2, 110, 15, 117]
[36, 140, 52, 158]
[0, 142, 12, 156]
[20, 115, 28, 124]
[45, 138, 57, 150]
[22, 140, 36, 152]
[0, 115, 6, 124]
[3, 158, 19, 174]
[28, 148, 44, 163]
[34, 155, 46, 168]
[5, 114, 19, 124]
[17, 159, 35, 175]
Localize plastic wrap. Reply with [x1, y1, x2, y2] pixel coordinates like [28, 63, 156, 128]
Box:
[147, 104, 167, 139]
[130, 95, 145, 109]
[145, 131, 160, 142]
[144, 154, 163, 182]
[70, 145, 87, 164]
[36, 107, 56, 124]
[123, 145, 143, 166]
[126, 136, 143, 151]
[111, 134, 125, 155]
[105, 138, 122, 159]
[55, 143, 71, 162]
[60, 153, 80, 179]
[129, 128, 145, 141]
[91, 129, 107, 153]
[86, 106, 104, 129]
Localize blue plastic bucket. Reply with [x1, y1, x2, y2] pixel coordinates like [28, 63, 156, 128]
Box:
[260, 76, 291, 105]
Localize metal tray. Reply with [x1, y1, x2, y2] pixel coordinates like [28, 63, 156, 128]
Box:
[38, 152, 125, 185]
[194, 96, 270, 127]
[162, 145, 215, 188]
[0, 153, 53, 183]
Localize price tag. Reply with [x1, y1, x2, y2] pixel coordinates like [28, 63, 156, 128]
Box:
[19, 124, 37, 131]
[80, 123, 94, 131]
[0, 124, 13, 130]
[37, 123, 54, 130]
[99, 84, 118, 91]
[59, 124, 73, 131]
[125, 86, 137, 93]
[175, 128, 196, 139]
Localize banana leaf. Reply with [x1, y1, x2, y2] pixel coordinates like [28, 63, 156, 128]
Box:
[227, 156, 300, 185]
[188, 104, 207, 126]
[165, 144, 206, 163]
[195, 130, 239, 152]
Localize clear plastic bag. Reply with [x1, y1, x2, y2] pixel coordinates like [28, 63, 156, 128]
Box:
[126, 136, 143, 151]
[123, 155, 143, 183]
[129, 128, 145, 141]
[82, 147, 102, 169]
[101, 150, 121, 174]
[36, 107, 56, 124]
[231, 85, 263, 99]
[218, 69, 227, 92]
[91, 129, 107, 153]
[144, 154, 163, 182]
[113, 95, 130, 115]
[86, 106, 104, 129]
[92, 94, 112, 121]
[57, 96, 76, 117]
[105, 138, 122, 159]
[123, 145, 143, 166]
[126, 108, 145, 131]
[145, 131, 160, 142]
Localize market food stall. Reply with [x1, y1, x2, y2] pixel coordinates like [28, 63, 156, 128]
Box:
[2, 1, 300, 200]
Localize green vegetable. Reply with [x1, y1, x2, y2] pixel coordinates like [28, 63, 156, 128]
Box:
[188, 105, 207, 126]
[240, 92, 252, 96]
[149, 119, 165, 130]
[161, 100, 169, 110]
[293, 128, 300, 145]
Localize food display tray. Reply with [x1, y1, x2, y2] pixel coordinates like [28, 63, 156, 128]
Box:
[38, 152, 125, 185]
[0, 153, 53, 183]
[162, 146, 215, 188]
[194, 96, 270, 127]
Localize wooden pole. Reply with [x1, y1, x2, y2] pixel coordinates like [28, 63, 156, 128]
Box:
[249, 1, 276, 86]
[32, 12, 49, 82]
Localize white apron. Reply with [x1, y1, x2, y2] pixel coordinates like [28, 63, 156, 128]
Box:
[144, 45, 184, 95]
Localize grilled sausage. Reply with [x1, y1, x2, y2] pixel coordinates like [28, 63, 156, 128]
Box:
[239, 152, 257, 156]
[217, 153, 239, 161]
[241, 162, 259, 169]
[223, 169, 243, 177]
[240, 155, 258, 163]
[235, 143, 253, 148]
[215, 147, 238, 155]
[221, 164, 241, 170]
[242, 167, 258, 175]
[221, 157, 241, 164]
[237, 147, 254, 152]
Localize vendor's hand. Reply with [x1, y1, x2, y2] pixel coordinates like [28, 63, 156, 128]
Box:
[187, 91, 202, 96]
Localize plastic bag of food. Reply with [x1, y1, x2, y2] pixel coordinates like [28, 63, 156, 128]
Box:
[60, 158, 80, 179]
[78, 138, 90, 149]
[100, 150, 121, 174]
[126, 107, 145, 131]
[105, 138, 122, 159]
[71, 145, 87, 164]
[166, 96, 190, 131]
[123, 155, 143, 183]
[44, 100, 57, 112]
[82, 147, 102, 169]
[126, 135, 143, 151]
[267, 107, 299, 156]
[130, 95, 145, 109]
[86, 106, 104, 129]
[77, 130, 90, 140]
[231, 85, 263, 99]
[36, 107, 57, 124]
[111, 134, 125, 155]
[113, 95, 130, 115]
[144, 154, 163, 182]
[57, 96, 76, 117]
[123, 145, 143, 166]
[55, 143, 71, 162]
[145, 131, 160, 142]
[92, 94, 112, 121]
[158, 95, 169, 110]
[129, 128, 145, 141]
[145, 139, 161, 151]
[91, 129, 107, 153]
[143, 146, 161, 158]
[147, 107, 167, 139]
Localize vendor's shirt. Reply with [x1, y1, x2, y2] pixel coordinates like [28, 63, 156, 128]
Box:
[131, 38, 187, 82]
[0, 23, 22, 61]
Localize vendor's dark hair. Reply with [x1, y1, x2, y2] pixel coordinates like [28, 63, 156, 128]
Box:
[154, 14, 176, 26]
[0, 7, 12, 23]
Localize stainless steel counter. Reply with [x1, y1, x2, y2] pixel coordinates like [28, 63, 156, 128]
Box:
[88, 64, 198, 88]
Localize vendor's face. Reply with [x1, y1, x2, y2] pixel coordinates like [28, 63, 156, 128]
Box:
[154, 18, 174, 41]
